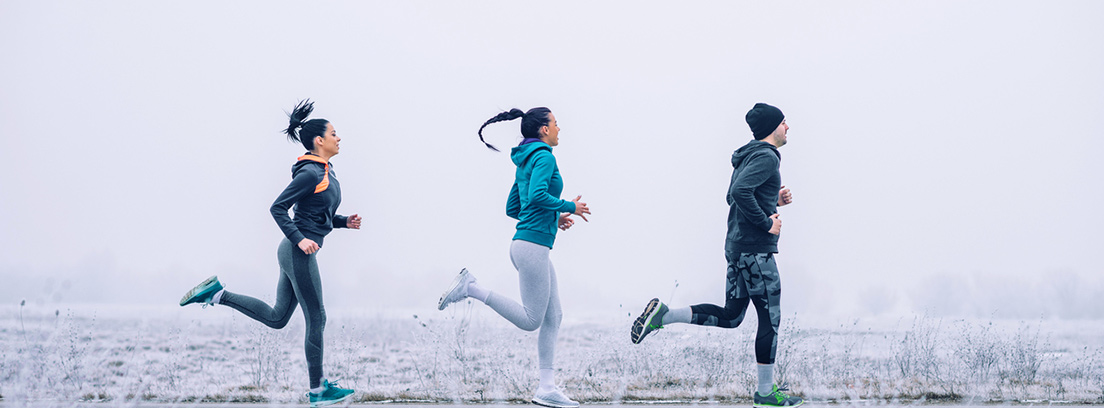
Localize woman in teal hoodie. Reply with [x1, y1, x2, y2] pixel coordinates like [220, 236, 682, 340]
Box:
[438, 107, 591, 408]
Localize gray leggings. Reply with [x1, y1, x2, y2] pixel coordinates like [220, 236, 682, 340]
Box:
[220, 238, 327, 388]
[484, 239, 563, 370]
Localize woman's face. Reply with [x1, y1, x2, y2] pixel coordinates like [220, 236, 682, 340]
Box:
[540, 113, 559, 147]
[314, 123, 340, 157]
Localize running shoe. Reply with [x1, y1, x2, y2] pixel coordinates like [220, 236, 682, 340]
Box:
[307, 379, 354, 407]
[630, 298, 667, 344]
[179, 276, 223, 307]
[532, 387, 579, 408]
[437, 268, 476, 310]
[753, 384, 804, 407]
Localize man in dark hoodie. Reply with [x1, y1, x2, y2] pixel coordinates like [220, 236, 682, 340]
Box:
[630, 103, 803, 407]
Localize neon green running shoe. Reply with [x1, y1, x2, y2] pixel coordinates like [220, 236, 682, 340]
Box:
[308, 379, 354, 407]
[179, 276, 222, 307]
[753, 384, 804, 407]
[631, 298, 668, 344]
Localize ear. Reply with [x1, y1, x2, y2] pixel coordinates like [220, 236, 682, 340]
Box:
[540, 125, 549, 137]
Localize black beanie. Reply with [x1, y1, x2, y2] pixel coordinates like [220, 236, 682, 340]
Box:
[745, 103, 785, 140]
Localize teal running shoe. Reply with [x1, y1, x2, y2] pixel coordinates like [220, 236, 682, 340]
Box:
[631, 298, 667, 344]
[179, 276, 223, 307]
[753, 384, 804, 407]
[308, 379, 354, 407]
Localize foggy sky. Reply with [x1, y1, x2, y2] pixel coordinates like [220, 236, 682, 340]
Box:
[2, 1, 1102, 319]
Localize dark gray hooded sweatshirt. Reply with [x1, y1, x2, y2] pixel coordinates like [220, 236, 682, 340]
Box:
[725, 140, 782, 254]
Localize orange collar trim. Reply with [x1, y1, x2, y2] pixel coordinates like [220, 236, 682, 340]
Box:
[297, 154, 329, 165]
[297, 154, 331, 193]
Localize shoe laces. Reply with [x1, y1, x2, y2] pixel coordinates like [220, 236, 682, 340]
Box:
[773, 384, 793, 401]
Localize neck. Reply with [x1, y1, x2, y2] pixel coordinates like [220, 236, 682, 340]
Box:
[310, 150, 334, 161]
[762, 135, 783, 148]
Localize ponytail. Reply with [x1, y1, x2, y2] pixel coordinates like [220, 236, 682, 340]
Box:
[478, 108, 525, 152]
[282, 99, 329, 151]
[477, 107, 551, 152]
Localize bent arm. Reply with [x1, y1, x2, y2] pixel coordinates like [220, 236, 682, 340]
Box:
[270, 169, 321, 243]
[506, 182, 521, 219]
[729, 153, 777, 232]
[527, 153, 576, 213]
[332, 214, 349, 229]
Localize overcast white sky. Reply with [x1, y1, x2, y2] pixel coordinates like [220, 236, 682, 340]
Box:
[1, 1, 1101, 320]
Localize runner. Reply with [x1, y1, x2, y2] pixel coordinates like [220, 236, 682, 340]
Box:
[630, 103, 803, 407]
[438, 107, 591, 408]
[179, 100, 358, 407]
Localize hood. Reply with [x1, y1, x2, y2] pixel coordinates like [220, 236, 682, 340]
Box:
[510, 141, 552, 167]
[732, 140, 779, 168]
[293, 153, 330, 173]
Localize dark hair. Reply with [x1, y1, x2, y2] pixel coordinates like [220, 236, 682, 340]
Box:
[477, 107, 552, 152]
[283, 99, 330, 151]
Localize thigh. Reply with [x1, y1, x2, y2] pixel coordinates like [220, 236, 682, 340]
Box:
[511, 240, 552, 311]
[735, 252, 775, 298]
[750, 253, 781, 326]
[726, 251, 752, 302]
[274, 265, 299, 313]
[279, 239, 325, 311]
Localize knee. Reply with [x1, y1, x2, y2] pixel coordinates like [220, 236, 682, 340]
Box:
[720, 307, 745, 323]
[545, 310, 562, 328]
[266, 319, 290, 330]
[719, 311, 747, 328]
[518, 319, 541, 332]
[265, 308, 296, 329]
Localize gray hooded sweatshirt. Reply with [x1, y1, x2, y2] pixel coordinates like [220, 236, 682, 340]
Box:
[725, 140, 782, 254]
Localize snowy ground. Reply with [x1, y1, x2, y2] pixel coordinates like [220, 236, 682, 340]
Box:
[2, 303, 1103, 406]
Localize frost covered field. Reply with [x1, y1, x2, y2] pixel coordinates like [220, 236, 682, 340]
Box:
[2, 302, 1103, 405]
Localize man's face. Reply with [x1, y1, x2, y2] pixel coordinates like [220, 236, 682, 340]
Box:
[772, 120, 789, 146]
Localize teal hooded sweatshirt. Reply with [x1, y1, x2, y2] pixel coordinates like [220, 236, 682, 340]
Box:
[506, 141, 576, 249]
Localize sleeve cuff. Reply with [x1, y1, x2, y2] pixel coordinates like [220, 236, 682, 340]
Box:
[561, 201, 576, 214]
[333, 215, 349, 228]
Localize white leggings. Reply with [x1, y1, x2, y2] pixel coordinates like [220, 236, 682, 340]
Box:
[484, 239, 563, 370]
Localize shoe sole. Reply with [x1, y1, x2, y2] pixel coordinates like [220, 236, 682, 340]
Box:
[532, 397, 580, 408]
[753, 402, 804, 408]
[630, 298, 660, 344]
[310, 393, 352, 407]
[437, 268, 469, 310]
[179, 276, 219, 306]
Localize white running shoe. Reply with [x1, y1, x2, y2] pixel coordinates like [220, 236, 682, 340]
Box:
[437, 268, 476, 310]
[532, 387, 579, 408]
